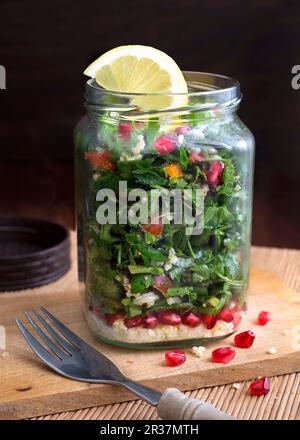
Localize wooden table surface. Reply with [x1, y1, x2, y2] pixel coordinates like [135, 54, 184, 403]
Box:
[28, 245, 300, 421]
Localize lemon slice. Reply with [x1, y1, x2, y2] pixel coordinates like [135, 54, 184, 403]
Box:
[84, 45, 188, 111]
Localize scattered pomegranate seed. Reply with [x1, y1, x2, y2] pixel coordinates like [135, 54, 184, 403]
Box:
[211, 347, 236, 364]
[104, 312, 123, 326]
[206, 160, 223, 188]
[124, 316, 143, 328]
[118, 122, 132, 140]
[257, 311, 272, 326]
[152, 275, 173, 295]
[217, 307, 234, 323]
[157, 310, 181, 326]
[143, 314, 158, 329]
[234, 330, 256, 348]
[182, 312, 201, 327]
[165, 350, 186, 367]
[249, 377, 270, 396]
[201, 314, 217, 330]
[175, 125, 192, 135]
[154, 135, 176, 154]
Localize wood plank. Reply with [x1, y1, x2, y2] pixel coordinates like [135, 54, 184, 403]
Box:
[0, 236, 300, 419]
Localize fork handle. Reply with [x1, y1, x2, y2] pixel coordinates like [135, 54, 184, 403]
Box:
[121, 379, 163, 406]
[157, 388, 235, 420]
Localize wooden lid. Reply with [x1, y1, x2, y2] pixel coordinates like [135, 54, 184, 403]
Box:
[0, 217, 70, 291]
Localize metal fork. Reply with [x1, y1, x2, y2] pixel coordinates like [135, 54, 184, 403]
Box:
[16, 307, 235, 420]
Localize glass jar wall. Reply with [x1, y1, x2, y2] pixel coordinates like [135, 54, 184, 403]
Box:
[75, 72, 254, 348]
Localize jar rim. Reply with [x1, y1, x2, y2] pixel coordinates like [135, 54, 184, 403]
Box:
[85, 71, 241, 115]
[86, 71, 240, 97]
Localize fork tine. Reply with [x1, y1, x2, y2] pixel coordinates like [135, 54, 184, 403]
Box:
[16, 319, 59, 367]
[32, 309, 78, 355]
[24, 312, 67, 360]
[40, 306, 84, 349]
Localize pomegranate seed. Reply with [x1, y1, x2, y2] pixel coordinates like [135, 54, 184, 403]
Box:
[211, 347, 236, 364]
[182, 312, 201, 327]
[249, 377, 270, 396]
[175, 126, 191, 135]
[234, 330, 256, 348]
[104, 312, 123, 326]
[124, 316, 143, 328]
[157, 310, 181, 326]
[165, 350, 186, 367]
[257, 311, 271, 326]
[118, 122, 132, 140]
[201, 314, 217, 330]
[217, 308, 234, 323]
[143, 314, 158, 329]
[206, 160, 223, 187]
[154, 135, 176, 154]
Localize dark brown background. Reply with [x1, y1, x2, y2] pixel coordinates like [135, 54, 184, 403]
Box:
[0, 0, 299, 247]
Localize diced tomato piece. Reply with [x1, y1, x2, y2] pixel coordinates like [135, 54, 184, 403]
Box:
[85, 151, 116, 171]
[141, 223, 163, 237]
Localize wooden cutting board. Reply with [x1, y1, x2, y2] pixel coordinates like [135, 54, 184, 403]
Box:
[1, 238, 300, 419]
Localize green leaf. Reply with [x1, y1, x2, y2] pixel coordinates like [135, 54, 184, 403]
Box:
[128, 265, 164, 275]
[217, 160, 236, 197]
[215, 272, 243, 287]
[121, 298, 143, 317]
[117, 158, 154, 180]
[145, 120, 160, 147]
[179, 147, 189, 170]
[136, 243, 167, 265]
[93, 172, 121, 193]
[131, 274, 153, 293]
[166, 286, 194, 297]
[133, 170, 167, 186]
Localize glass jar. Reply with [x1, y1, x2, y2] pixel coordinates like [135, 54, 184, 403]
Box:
[75, 72, 254, 349]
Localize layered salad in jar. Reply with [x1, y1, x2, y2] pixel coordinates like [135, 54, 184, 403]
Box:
[76, 46, 251, 348]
